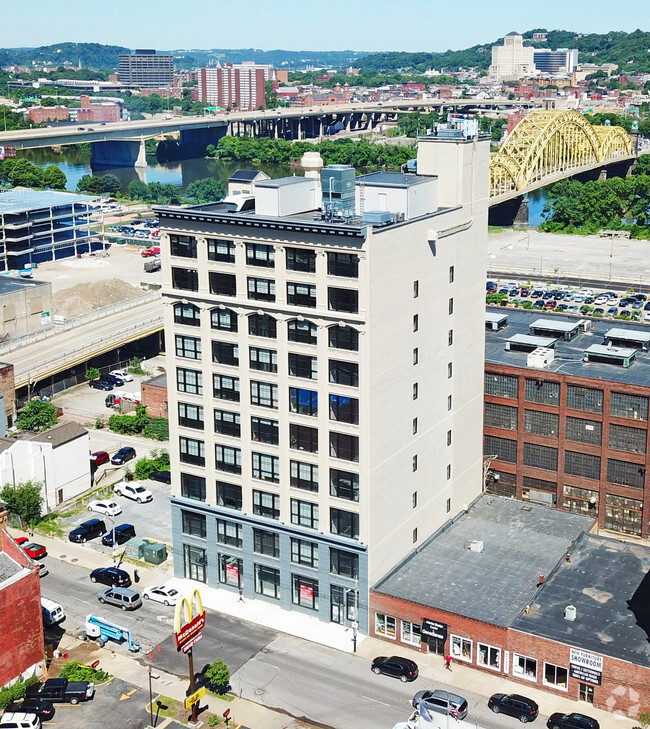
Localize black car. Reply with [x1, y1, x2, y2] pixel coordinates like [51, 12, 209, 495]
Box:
[9, 698, 55, 721]
[547, 712, 599, 729]
[90, 567, 132, 588]
[89, 379, 113, 391]
[371, 655, 418, 682]
[111, 446, 136, 465]
[102, 373, 124, 386]
[488, 693, 539, 723]
[149, 470, 171, 484]
[101, 523, 136, 547]
[68, 518, 107, 543]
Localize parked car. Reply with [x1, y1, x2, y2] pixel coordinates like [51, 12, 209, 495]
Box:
[111, 447, 136, 465]
[110, 369, 133, 382]
[8, 699, 54, 721]
[102, 373, 124, 386]
[97, 587, 142, 611]
[0, 713, 41, 729]
[114, 480, 153, 503]
[594, 308, 604, 315]
[488, 693, 539, 723]
[607, 306, 618, 316]
[533, 300, 544, 308]
[90, 567, 131, 588]
[412, 689, 468, 720]
[89, 379, 113, 391]
[371, 656, 419, 682]
[37, 563, 49, 578]
[15, 537, 47, 559]
[149, 470, 171, 484]
[68, 519, 107, 543]
[142, 584, 179, 606]
[26, 678, 94, 704]
[556, 303, 569, 311]
[87, 500, 121, 517]
[546, 712, 599, 729]
[101, 523, 136, 547]
[90, 451, 110, 466]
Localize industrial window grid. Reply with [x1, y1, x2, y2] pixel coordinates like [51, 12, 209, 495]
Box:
[211, 308, 238, 332]
[289, 353, 318, 379]
[330, 548, 359, 579]
[328, 325, 359, 351]
[610, 392, 649, 421]
[291, 538, 319, 568]
[214, 410, 241, 438]
[523, 475, 557, 493]
[250, 347, 278, 373]
[209, 272, 236, 296]
[253, 529, 280, 557]
[290, 423, 319, 453]
[291, 575, 318, 610]
[249, 313, 277, 339]
[181, 473, 206, 502]
[250, 380, 278, 409]
[606, 459, 646, 488]
[247, 277, 276, 302]
[565, 416, 602, 446]
[178, 402, 204, 430]
[524, 378, 560, 405]
[175, 335, 202, 360]
[181, 510, 206, 538]
[251, 417, 279, 445]
[207, 239, 235, 262]
[215, 445, 242, 474]
[609, 423, 647, 454]
[252, 452, 280, 483]
[523, 442, 558, 471]
[604, 494, 643, 535]
[217, 481, 242, 510]
[486, 470, 517, 498]
[253, 490, 280, 520]
[170, 234, 197, 258]
[213, 374, 240, 402]
[174, 302, 201, 327]
[246, 243, 275, 268]
[524, 410, 559, 438]
[483, 435, 517, 463]
[565, 451, 601, 480]
[485, 373, 519, 399]
[180, 437, 205, 466]
[484, 402, 518, 430]
[562, 485, 598, 515]
[566, 385, 603, 413]
[217, 519, 243, 548]
[290, 461, 319, 492]
[212, 341, 239, 367]
[291, 499, 319, 529]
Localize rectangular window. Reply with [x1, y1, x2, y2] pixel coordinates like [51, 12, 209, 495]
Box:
[292, 538, 319, 568]
[329, 395, 359, 424]
[513, 654, 538, 681]
[413, 383, 418, 400]
[218, 554, 243, 587]
[609, 423, 647, 454]
[253, 529, 280, 557]
[485, 372, 519, 399]
[330, 432, 359, 462]
[250, 381, 278, 409]
[252, 452, 280, 483]
[611, 392, 649, 421]
[485, 402, 518, 430]
[375, 612, 396, 638]
[566, 385, 603, 413]
[401, 620, 422, 647]
[448, 329, 453, 346]
[449, 265, 454, 283]
[579, 683, 595, 705]
[543, 663, 568, 689]
[605, 494, 643, 535]
[291, 499, 319, 529]
[447, 430, 452, 446]
[329, 325, 359, 351]
[447, 464, 451, 480]
[180, 437, 205, 466]
[289, 353, 318, 379]
[484, 435, 517, 463]
[566, 416, 602, 446]
[253, 490, 280, 519]
[174, 302, 201, 327]
[330, 548, 358, 578]
[248, 276, 276, 302]
[216, 445, 241, 474]
[446, 497, 451, 512]
[178, 402, 204, 430]
[413, 280, 419, 298]
[448, 297, 454, 315]
[170, 234, 197, 258]
[448, 394, 452, 411]
[477, 643, 501, 671]
[287, 282, 317, 308]
[251, 417, 279, 445]
[451, 635, 472, 662]
[183, 544, 206, 583]
[172, 267, 198, 292]
[447, 362, 453, 378]
[211, 307, 238, 332]
[328, 287, 358, 313]
[214, 409, 241, 437]
[289, 387, 318, 416]
[525, 378, 560, 405]
[413, 348, 419, 365]
[292, 574, 319, 610]
[524, 410, 559, 438]
[412, 528, 418, 543]
[327, 252, 359, 278]
[290, 461, 319, 492]
[217, 481, 242, 510]
[181, 473, 206, 501]
[249, 314, 277, 338]
[562, 484, 598, 515]
[413, 314, 419, 332]
[255, 563, 280, 599]
[250, 346, 278, 373]
[565, 451, 601, 480]
[175, 335, 201, 360]
[209, 272, 236, 296]
[246, 243, 275, 268]
[607, 459, 645, 488]
[330, 469, 359, 501]
[523, 442, 558, 471]
[288, 319, 317, 344]
[413, 455, 418, 471]
[213, 374, 240, 402]
[286, 247, 316, 272]
[413, 419, 418, 435]
[212, 341, 239, 366]
[217, 519, 242, 548]
[290, 424, 318, 453]
[207, 239, 235, 262]
[329, 360, 359, 387]
[330, 507, 359, 540]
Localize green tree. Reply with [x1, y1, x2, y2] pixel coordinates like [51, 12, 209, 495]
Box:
[633, 155, 650, 175]
[85, 367, 100, 382]
[77, 174, 104, 195]
[127, 180, 150, 200]
[185, 177, 226, 203]
[8, 158, 43, 188]
[204, 659, 230, 693]
[17, 400, 58, 432]
[43, 165, 67, 190]
[0, 481, 44, 523]
[100, 174, 121, 195]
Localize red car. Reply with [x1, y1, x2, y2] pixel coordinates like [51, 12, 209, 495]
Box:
[91, 451, 110, 466]
[141, 246, 160, 257]
[16, 536, 47, 559]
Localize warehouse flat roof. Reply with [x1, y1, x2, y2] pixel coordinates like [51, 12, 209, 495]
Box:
[529, 318, 580, 333]
[604, 328, 650, 345]
[506, 333, 556, 348]
[486, 312, 508, 324]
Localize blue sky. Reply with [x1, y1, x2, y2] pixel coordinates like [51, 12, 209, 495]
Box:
[6, 0, 650, 52]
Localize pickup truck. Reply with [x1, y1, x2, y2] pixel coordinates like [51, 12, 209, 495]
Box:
[26, 678, 94, 704]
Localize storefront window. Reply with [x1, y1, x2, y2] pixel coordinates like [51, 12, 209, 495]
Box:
[218, 554, 242, 588]
[477, 642, 501, 670]
[450, 635, 472, 662]
[543, 662, 568, 689]
[375, 612, 396, 639]
[513, 654, 538, 680]
[401, 621, 421, 647]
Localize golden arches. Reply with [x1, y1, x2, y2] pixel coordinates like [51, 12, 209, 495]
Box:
[489, 110, 634, 198]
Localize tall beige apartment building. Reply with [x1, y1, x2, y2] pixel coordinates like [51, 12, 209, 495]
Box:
[489, 32, 536, 81]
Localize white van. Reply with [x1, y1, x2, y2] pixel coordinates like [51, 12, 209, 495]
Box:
[41, 597, 65, 626]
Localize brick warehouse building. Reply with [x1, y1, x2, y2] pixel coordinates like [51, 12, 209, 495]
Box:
[483, 307, 650, 539]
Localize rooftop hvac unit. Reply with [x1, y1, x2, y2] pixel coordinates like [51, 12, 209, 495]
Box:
[321, 164, 356, 218]
[469, 540, 484, 553]
[362, 210, 392, 226]
[564, 605, 577, 621]
[527, 347, 554, 369]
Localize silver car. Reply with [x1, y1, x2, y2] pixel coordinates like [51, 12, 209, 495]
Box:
[97, 587, 142, 611]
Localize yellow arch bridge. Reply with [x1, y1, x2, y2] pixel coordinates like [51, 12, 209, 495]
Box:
[489, 110, 635, 203]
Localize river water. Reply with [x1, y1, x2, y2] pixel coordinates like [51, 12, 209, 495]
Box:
[22, 147, 550, 227]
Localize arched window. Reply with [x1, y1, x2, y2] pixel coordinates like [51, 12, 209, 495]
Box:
[211, 308, 238, 332]
[174, 302, 201, 327]
[248, 313, 277, 339]
[328, 324, 359, 351]
[287, 318, 317, 344]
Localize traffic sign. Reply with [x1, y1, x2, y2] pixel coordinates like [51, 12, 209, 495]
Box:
[184, 686, 206, 709]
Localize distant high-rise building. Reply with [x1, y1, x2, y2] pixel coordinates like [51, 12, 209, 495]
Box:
[197, 63, 268, 111]
[534, 49, 579, 75]
[118, 49, 174, 88]
[489, 32, 535, 81]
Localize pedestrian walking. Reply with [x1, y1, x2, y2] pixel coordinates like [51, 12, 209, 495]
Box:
[238, 586, 244, 603]
[28, 525, 34, 538]
[445, 654, 452, 671]
[134, 569, 140, 583]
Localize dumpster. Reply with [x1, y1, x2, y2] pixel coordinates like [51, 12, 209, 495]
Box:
[125, 537, 149, 560]
[143, 543, 167, 565]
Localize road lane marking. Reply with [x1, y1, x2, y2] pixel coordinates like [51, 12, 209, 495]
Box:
[360, 695, 392, 707]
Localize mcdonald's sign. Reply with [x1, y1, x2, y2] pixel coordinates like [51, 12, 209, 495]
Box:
[174, 589, 206, 650]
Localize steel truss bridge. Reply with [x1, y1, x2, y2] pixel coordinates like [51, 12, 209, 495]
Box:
[489, 110, 635, 203]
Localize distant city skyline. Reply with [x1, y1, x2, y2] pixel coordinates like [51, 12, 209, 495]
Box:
[6, 0, 650, 54]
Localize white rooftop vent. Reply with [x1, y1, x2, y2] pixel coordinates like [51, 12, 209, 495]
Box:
[527, 346, 555, 369]
[564, 605, 577, 621]
[469, 540, 484, 553]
